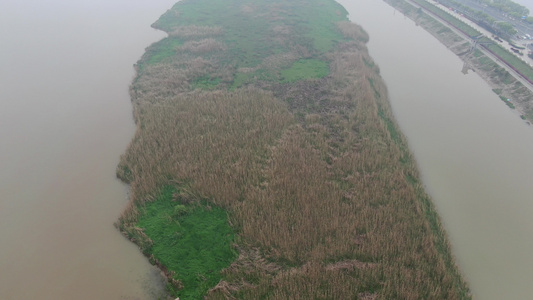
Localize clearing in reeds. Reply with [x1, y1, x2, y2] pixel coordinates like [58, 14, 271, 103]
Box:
[117, 0, 471, 299]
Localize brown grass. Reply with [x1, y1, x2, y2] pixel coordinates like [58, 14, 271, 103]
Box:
[337, 21, 369, 43]
[169, 25, 223, 38]
[180, 39, 226, 54]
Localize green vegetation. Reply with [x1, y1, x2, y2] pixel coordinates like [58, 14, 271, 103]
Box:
[192, 75, 221, 90]
[147, 0, 345, 68]
[493, 88, 515, 108]
[497, 95, 516, 108]
[117, 0, 471, 298]
[145, 38, 182, 65]
[378, 106, 400, 143]
[136, 186, 237, 298]
[495, 21, 518, 36]
[135, 0, 349, 89]
[280, 59, 329, 82]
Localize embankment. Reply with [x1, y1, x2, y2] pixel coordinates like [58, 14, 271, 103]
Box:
[385, 0, 533, 121]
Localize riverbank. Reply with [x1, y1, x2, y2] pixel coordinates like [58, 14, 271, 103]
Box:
[384, 0, 533, 121]
[118, 0, 470, 298]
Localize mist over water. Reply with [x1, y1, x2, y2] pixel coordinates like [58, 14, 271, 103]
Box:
[0, 0, 176, 299]
[339, 0, 533, 298]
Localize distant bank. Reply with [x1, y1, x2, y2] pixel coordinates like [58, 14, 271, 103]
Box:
[385, 0, 533, 121]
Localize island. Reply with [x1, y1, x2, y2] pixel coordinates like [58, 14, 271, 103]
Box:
[115, 0, 471, 298]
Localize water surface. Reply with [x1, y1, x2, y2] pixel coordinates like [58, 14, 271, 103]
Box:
[0, 1, 176, 299]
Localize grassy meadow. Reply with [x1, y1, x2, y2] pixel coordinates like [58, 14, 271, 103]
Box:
[117, 0, 471, 298]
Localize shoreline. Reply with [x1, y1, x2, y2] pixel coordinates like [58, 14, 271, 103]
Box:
[385, 0, 533, 122]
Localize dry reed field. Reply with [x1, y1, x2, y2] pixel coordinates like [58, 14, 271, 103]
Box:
[116, 0, 471, 298]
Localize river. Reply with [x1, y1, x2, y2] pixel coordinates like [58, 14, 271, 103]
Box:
[338, 0, 533, 298]
[0, 0, 175, 299]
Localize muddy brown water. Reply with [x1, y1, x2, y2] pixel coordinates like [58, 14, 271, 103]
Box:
[339, 0, 533, 298]
[0, 0, 176, 299]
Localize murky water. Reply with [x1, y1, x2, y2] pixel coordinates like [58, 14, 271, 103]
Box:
[0, 0, 176, 299]
[338, 0, 533, 298]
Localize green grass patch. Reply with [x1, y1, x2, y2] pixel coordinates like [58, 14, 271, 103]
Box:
[368, 78, 380, 99]
[192, 75, 221, 90]
[436, 27, 452, 35]
[297, 1, 347, 52]
[280, 59, 329, 82]
[150, 0, 348, 81]
[137, 186, 237, 299]
[230, 69, 279, 89]
[478, 56, 493, 70]
[145, 37, 182, 65]
[230, 72, 252, 89]
[378, 106, 400, 144]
